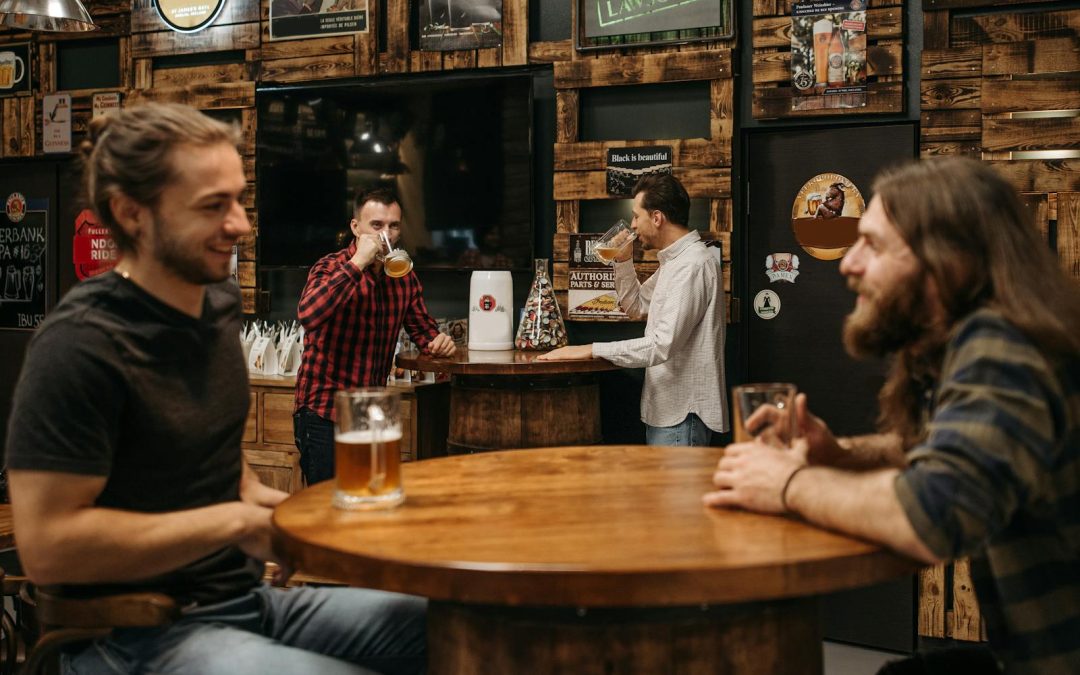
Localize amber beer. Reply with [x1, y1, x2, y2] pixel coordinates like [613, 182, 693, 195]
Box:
[593, 245, 621, 264]
[333, 388, 404, 510]
[812, 20, 834, 85]
[383, 252, 413, 278]
[334, 429, 403, 506]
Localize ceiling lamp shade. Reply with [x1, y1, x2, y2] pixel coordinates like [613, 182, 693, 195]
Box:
[0, 0, 97, 32]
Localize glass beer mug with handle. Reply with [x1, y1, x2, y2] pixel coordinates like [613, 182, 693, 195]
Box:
[377, 231, 413, 278]
[593, 219, 637, 265]
[333, 389, 405, 510]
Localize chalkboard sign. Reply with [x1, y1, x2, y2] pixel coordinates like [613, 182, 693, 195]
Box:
[0, 194, 48, 330]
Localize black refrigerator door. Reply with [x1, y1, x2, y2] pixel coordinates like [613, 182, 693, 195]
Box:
[745, 124, 917, 653]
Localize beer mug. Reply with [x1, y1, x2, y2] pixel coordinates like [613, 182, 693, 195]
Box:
[0, 51, 24, 90]
[731, 383, 797, 448]
[333, 389, 404, 510]
[806, 193, 823, 215]
[593, 219, 637, 265]
[377, 231, 413, 278]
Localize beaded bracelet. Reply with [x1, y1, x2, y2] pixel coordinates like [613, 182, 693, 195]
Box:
[780, 465, 810, 513]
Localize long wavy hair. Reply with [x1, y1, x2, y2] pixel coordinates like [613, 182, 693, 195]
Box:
[871, 157, 1080, 444]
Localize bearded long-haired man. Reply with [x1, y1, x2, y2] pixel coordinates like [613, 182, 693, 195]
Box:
[706, 157, 1080, 675]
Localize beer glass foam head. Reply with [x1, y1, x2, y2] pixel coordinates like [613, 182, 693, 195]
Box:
[813, 18, 832, 35]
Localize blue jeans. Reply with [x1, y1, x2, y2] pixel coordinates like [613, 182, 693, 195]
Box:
[645, 413, 713, 447]
[295, 408, 335, 485]
[64, 584, 426, 675]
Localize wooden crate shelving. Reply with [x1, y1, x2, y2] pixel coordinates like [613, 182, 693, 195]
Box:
[920, 0, 1080, 280]
[552, 25, 736, 321]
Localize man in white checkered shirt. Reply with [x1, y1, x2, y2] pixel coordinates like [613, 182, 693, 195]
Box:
[540, 174, 728, 446]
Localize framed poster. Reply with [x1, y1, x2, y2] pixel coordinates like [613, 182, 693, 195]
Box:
[0, 42, 30, 98]
[270, 0, 369, 41]
[606, 146, 672, 196]
[0, 193, 48, 330]
[577, 0, 733, 52]
[790, 0, 867, 111]
[420, 0, 502, 50]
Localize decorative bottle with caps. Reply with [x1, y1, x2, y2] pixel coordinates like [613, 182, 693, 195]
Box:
[515, 258, 567, 350]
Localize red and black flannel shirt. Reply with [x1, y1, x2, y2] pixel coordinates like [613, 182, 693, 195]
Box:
[294, 240, 439, 419]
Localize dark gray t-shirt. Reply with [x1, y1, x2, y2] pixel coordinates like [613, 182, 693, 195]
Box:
[4, 272, 262, 605]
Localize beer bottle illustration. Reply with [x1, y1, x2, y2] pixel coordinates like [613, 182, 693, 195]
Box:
[827, 29, 845, 85]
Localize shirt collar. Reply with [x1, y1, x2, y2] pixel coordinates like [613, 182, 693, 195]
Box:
[657, 230, 701, 263]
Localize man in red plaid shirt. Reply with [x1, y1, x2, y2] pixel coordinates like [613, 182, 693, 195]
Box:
[294, 187, 455, 484]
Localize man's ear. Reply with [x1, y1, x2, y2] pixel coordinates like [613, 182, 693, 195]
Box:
[109, 193, 147, 246]
[349, 218, 360, 237]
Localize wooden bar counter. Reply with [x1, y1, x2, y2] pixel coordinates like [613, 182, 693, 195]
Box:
[395, 350, 617, 454]
[273, 445, 918, 674]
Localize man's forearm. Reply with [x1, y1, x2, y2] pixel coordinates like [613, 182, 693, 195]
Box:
[831, 432, 907, 470]
[785, 466, 940, 564]
[15, 500, 261, 586]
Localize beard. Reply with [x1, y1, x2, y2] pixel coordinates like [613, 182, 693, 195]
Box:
[842, 271, 931, 359]
[152, 211, 231, 285]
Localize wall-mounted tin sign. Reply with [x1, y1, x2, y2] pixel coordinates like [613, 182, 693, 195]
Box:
[92, 92, 122, 120]
[42, 94, 71, 154]
[270, 0, 369, 41]
[790, 172, 865, 261]
[606, 146, 672, 197]
[155, 0, 226, 32]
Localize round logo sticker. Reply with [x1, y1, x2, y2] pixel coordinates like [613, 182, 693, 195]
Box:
[791, 173, 865, 261]
[155, 0, 226, 32]
[753, 290, 781, 320]
[5, 192, 26, 223]
[478, 294, 496, 311]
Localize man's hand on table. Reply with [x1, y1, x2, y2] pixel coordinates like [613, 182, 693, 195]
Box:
[703, 439, 808, 515]
[537, 344, 594, 361]
[424, 333, 456, 357]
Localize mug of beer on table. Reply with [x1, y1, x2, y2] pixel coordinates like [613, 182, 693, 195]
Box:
[593, 219, 637, 265]
[731, 383, 797, 448]
[333, 388, 404, 510]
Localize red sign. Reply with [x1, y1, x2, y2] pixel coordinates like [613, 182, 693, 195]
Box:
[72, 209, 118, 280]
[478, 294, 496, 311]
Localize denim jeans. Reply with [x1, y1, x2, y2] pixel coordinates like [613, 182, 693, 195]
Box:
[645, 413, 713, 447]
[64, 584, 426, 675]
[294, 408, 335, 485]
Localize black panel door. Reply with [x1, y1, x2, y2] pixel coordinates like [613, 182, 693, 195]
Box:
[745, 124, 917, 652]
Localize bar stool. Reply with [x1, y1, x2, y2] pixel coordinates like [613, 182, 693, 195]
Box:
[20, 587, 178, 675]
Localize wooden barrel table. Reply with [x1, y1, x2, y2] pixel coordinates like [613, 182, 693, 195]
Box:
[274, 445, 918, 675]
[395, 349, 617, 454]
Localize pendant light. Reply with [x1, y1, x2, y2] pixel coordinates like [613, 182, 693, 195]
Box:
[0, 0, 97, 32]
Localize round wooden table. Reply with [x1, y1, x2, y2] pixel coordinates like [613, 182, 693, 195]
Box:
[274, 445, 917, 674]
[395, 349, 618, 454]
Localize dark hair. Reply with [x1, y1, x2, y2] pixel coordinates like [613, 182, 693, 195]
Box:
[78, 103, 240, 253]
[353, 186, 399, 216]
[872, 157, 1080, 443]
[632, 174, 690, 228]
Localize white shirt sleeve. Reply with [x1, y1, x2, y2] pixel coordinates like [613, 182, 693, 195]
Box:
[592, 262, 711, 369]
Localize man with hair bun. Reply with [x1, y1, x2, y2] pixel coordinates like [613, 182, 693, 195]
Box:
[3, 103, 426, 674]
[707, 157, 1080, 674]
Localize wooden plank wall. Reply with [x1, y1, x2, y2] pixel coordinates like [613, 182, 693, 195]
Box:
[921, 0, 1080, 282]
[0, 0, 531, 313]
[551, 9, 736, 321]
[751, 0, 905, 119]
[918, 0, 1080, 642]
